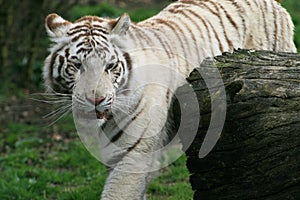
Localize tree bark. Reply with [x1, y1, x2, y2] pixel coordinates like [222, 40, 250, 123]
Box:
[174, 49, 300, 200]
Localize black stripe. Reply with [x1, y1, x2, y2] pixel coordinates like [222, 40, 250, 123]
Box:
[65, 48, 70, 58]
[127, 137, 142, 152]
[119, 61, 132, 95]
[105, 94, 145, 145]
[76, 47, 93, 55]
[244, 0, 252, 7]
[100, 39, 109, 49]
[69, 24, 108, 33]
[186, 9, 215, 55]
[123, 52, 132, 71]
[127, 108, 148, 152]
[48, 52, 58, 89]
[130, 25, 149, 47]
[92, 32, 108, 41]
[133, 25, 156, 47]
[57, 55, 65, 78]
[271, 0, 278, 51]
[72, 33, 89, 42]
[68, 26, 90, 35]
[219, 4, 239, 32]
[154, 18, 189, 70]
[204, 19, 224, 53]
[65, 65, 75, 76]
[117, 53, 131, 89]
[209, 1, 235, 50]
[110, 130, 124, 143]
[109, 107, 145, 144]
[48, 45, 65, 90]
[147, 28, 173, 60]
[76, 41, 87, 48]
[167, 9, 200, 62]
[260, 1, 269, 48]
[230, 0, 246, 40]
[166, 88, 171, 104]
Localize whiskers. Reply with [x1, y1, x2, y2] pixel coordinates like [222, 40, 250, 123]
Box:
[112, 100, 134, 115]
[31, 86, 141, 126]
[112, 89, 141, 116]
[30, 91, 72, 126]
[72, 94, 93, 111]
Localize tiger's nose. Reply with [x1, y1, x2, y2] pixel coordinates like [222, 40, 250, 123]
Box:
[87, 96, 105, 106]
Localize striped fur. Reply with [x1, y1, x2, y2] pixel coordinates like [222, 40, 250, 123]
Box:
[43, 0, 296, 199]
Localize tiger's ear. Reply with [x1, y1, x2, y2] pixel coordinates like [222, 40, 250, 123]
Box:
[111, 13, 131, 35]
[45, 13, 71, 38]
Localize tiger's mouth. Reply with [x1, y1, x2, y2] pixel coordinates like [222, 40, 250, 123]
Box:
[95, 109, 112, 120]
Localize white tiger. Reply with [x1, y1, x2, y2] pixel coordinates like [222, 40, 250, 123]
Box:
[43, 0, 296, 199]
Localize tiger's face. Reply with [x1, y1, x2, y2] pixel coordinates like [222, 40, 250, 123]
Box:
[43, 13, 131, 122]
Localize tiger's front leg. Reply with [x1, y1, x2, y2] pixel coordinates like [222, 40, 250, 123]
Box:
[100, 139, 161, 200]
[101, 170, 147, 200]
[98, 87, 170, 199]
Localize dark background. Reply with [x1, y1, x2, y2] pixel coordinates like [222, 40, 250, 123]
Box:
[0, 0, 299, 97]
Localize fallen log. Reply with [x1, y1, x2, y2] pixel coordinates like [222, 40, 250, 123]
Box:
[174, 49, 300, 200]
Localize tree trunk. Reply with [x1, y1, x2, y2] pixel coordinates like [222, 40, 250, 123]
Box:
[174, 50, 300, 200]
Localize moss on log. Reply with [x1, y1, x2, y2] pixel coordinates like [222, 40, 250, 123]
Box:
[174, 49, 300, 200]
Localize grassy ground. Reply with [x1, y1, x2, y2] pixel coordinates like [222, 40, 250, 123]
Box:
[0, 96, 193, 200]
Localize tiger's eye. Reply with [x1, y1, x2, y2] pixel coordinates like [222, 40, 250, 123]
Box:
[74, 62, 81, 70]
[105, 63, 117, 72]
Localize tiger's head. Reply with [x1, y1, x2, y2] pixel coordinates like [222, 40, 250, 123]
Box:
[43, 13, 132, 122]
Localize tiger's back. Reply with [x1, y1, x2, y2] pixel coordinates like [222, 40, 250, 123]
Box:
[131, 0, 296, 75]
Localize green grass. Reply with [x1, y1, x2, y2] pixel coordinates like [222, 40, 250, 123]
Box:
[148, 157, 193, 200]
[0, 118, 106, 200]
[0, 116, 193, 200]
